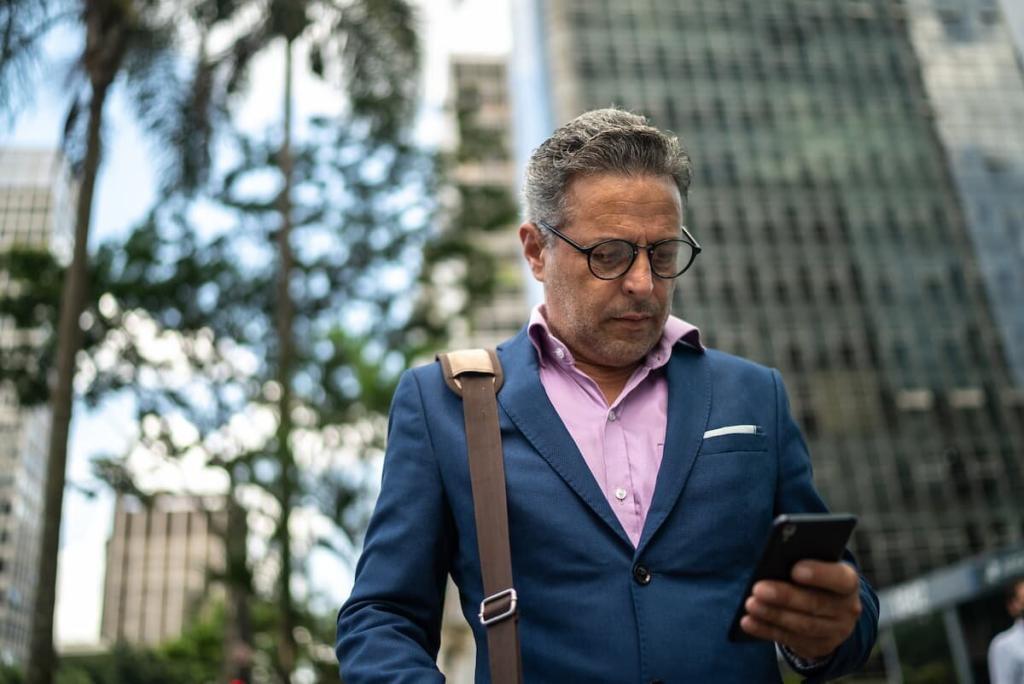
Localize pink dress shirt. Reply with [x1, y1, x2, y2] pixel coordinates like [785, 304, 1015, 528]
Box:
[527, 304, 703, 547]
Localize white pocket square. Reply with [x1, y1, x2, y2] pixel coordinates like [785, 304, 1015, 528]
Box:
[703, 424, 763, 439]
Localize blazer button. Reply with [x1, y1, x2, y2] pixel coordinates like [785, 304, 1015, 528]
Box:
[633, 564, 652, 586]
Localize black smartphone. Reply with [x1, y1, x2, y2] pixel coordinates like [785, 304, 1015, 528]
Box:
[727, 513, 858, 642]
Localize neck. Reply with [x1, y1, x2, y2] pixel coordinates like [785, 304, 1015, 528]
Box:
[574, 359, 640, 405]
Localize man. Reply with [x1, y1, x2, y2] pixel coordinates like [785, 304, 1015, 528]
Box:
[337, 108, 878, 682]
[989, 578, 1024, 683]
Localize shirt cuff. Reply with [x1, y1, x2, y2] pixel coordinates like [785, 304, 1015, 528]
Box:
[777, 643, 832, 674]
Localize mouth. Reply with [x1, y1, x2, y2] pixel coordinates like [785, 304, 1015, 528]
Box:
[611, 314, 654, 327]
[613, 312, 653, 322]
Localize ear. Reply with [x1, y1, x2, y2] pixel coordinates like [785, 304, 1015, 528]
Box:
[519, 221, 547, 282]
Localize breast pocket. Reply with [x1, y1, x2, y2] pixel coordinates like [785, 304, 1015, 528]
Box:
[699, 431, 768, 455]
[667, 432, 774, 573]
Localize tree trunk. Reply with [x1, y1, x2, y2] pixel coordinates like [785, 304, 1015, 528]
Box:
[223, 482, 254, 683]
[273, 37, 298, 682]
[24, 76, 110, 684]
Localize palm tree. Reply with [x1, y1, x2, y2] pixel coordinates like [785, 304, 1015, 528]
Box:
[184, 1, 421, 676]
[0, 2, 194, 682]
[4, 0, 422, 679]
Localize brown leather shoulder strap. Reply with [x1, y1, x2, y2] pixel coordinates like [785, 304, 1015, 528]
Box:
[437, 348, 504, 396]
[436, 349, 521, 684]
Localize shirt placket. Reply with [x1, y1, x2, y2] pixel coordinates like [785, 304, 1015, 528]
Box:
[604, 400, 641, 545]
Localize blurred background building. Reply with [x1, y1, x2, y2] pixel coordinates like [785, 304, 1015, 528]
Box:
[100, 494, 226, 647]
[0, 147, 74, 665]
[904, 0, 1024, 388]
[444, 56, 527, 351]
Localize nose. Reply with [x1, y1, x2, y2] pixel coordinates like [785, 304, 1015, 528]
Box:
[622, 250, 655, 296]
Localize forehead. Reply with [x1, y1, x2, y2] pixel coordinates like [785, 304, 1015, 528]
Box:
[564, 173, 682, 228]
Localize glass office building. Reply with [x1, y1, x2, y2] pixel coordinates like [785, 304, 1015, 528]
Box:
[0, 147, 74, 663]
[512, 0, 1024, 589]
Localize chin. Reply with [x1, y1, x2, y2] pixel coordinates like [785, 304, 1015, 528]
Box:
[599, 339, 656, 368]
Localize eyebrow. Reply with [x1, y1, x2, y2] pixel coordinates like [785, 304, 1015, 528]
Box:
[581, 226, 685, 244]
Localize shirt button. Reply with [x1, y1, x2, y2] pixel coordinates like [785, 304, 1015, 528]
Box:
[633, 564, 652, 586]
[614, 487, 627, 501]
[608, 410, 617, 421]
[554, 347, 565, 360]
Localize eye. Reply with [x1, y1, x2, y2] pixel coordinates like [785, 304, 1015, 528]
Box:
[590, 241, 632, 269]
[652, 241, 683, 272]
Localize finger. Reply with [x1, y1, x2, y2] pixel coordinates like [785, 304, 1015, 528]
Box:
[744, 595, 845, 638]
[739, 615, 836, 659]
[751, 580, 860, 619]
[790, 560, 860, 594]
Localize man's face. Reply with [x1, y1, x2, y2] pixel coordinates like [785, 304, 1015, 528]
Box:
[521, 173, 683, 372]
[1010, 581, 1024, 619]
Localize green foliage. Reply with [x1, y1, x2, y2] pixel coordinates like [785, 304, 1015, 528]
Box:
[55, 604, 225, 684]
[2, 2, 501, 680]
[0, 663, 22, 684]
[0, 247, 63, 406]
[155, 603, 226, 682]
[57, 644, 204, 684]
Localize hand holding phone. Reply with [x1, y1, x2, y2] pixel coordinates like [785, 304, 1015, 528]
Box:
[728, 513, 857, 642]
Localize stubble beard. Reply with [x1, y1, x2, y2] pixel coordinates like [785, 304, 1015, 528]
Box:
[546, 279, 671, 370]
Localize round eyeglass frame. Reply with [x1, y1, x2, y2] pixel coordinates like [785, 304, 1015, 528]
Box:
[537, 220, 702, 280]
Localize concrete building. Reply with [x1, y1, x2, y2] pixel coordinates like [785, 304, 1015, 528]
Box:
[444, 56, 529, 351]
[100, 494, 226, 646]
[0, 147, 75, 664]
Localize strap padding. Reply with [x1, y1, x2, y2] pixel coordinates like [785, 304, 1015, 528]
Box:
[437, 348, 504, 396]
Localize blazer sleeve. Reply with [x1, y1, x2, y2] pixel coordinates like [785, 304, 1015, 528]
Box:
[771, 369, 880, 683]
[336, 369, 452, 683]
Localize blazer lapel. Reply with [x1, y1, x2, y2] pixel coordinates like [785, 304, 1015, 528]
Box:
[496, 329, 632, 547]
[636, 346, 711, 555]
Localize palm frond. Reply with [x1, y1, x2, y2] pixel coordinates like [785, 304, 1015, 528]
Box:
[120, 17, 209, 194]
[334, 0, 420, 137]
[0, 0, 76, 116]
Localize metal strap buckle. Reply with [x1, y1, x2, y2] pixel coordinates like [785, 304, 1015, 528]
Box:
[478, 588, 518, 626]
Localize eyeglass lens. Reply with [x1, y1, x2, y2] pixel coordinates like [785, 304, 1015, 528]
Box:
[590, 240, 693, 279]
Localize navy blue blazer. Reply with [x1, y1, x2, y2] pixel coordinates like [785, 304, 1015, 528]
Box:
[337, 328, 879, 683]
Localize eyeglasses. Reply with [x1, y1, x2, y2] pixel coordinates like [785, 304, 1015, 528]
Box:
[537, 220, 702, 280]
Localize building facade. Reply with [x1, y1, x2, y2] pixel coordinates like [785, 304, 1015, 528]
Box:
[100, 495, 226, 646]
[0, 147, 75, 664]
[511, 0, 1024, 591]
[903, 0, 1024, 387]
[444, 56, 529, 351]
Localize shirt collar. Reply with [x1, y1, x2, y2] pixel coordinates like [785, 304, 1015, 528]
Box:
[527, 303, 703, 370]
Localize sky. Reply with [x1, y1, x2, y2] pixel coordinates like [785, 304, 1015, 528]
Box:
[0, 0, 511, 648]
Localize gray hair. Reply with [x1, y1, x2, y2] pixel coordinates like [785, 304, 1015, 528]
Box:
[522, 108, 692, 236]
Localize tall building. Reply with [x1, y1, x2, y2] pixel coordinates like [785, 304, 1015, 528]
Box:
[0, 147, 75, 664]
[903, 0, 1024, 386]
[445, 56, 529, 351]
[998, 0, 1024, 62]
[511, 0, 1024, 591]
[100, 495, 226, 646]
